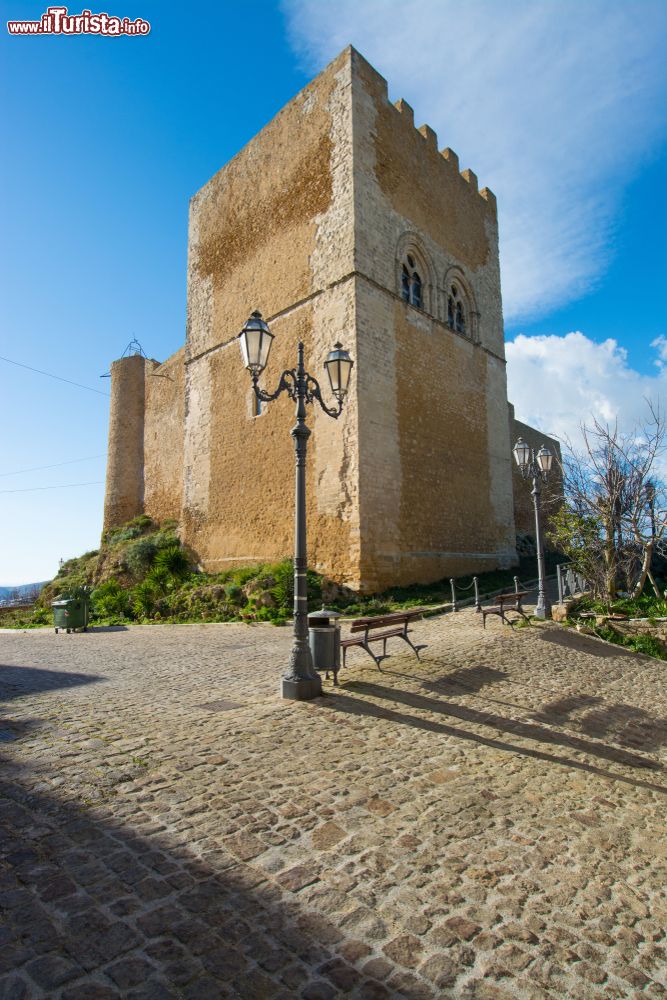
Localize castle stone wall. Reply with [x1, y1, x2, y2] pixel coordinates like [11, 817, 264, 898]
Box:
[180, 47, 361, 584]
[143, 348, 185, 525]
[350, 51, 516, 590]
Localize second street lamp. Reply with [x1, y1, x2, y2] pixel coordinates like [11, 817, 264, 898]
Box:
[239, 311, 354, 701]
[513, 437, 554, 619]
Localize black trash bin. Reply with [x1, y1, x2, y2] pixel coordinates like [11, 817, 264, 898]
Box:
[308, 606, 342, 685]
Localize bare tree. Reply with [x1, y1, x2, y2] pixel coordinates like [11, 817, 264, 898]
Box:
[550, 403, 666, 604]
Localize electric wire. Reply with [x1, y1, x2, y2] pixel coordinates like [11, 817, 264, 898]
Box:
[0, 454, 106, 478]
[0, 481, 104, 495]
[0, 356, 110, 397]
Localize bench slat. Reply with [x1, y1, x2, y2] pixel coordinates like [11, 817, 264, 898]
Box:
[342, 628, 406, 647]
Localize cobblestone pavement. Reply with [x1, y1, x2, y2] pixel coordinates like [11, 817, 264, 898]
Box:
[1, 611, 666, 999]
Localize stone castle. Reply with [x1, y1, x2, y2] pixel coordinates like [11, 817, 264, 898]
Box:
[103, 46, 559, 593]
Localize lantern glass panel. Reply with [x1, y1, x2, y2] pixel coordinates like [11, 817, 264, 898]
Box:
[239, 312, 273, 373]
[325, 343, 353, 399]
[513, 438, 530, 470]
[537, 445, 553, 474]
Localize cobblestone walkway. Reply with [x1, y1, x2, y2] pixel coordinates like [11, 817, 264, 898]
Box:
[1, 612, 666, 999]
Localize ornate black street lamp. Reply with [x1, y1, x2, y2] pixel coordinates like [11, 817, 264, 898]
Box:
[239, 311, 354, 701]
[513, 437, 554, 619]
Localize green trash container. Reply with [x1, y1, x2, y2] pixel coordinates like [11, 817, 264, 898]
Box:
[52, 596, 89, 634]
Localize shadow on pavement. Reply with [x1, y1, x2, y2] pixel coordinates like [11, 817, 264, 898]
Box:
[537, 628, 640, 658]
[0, 755, 374, 999]
[533, 694, 667, 753]
[323, 681, 667, 795]
[421, 665, 508, 695]
[0, 665, 104, 703]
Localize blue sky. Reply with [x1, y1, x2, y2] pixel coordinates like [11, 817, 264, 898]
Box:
[1, 0, 666, 583]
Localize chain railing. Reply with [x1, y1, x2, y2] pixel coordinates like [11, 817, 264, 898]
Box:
[449, 576, 480, 613]
[445, 571, 559, 616]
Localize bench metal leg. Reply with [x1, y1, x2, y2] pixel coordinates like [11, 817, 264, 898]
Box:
[398, 632, 424, 660]
[364, 642, 383, 669]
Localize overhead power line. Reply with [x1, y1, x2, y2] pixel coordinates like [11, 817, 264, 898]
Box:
[0, 454, 106, 479]
[0, 481, 104, 495]
[0, 356, 110, 397]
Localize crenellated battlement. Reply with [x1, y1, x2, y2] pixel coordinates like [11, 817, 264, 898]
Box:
[386, 93, 494, 211]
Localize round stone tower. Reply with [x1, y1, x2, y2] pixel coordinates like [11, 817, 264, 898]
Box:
[103, 354, 149, 533]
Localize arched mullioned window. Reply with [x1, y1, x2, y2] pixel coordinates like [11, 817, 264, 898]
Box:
[396, 235, 434, 314]
[447, 283, 466, 335]
[401, 255, 423, 308]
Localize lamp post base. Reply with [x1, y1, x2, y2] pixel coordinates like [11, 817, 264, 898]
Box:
[533, 598, 552, 620]
[281, 675, 323, 701]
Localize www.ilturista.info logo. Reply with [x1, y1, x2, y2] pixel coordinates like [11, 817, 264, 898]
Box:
[7, 6, 150, 35]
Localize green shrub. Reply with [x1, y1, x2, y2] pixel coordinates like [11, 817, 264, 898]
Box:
[270, 560, 293, 610]
[625, 634, 666, 658]
[145, 566, 172, 593]
[30, 606, 51, 625]
[92, 579, 129, 618]
[132, 580, 156, 618]
[153, 544, 190, 579]
[225, 583, 243, 603]
[268, 559, 322, 613]
[125, 536, 158, 576]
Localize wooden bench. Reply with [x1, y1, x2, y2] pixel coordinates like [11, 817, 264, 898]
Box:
[481, 590, 530, 628]
[340, 609, 426, 672]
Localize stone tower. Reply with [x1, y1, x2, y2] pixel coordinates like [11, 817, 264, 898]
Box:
[103, 46, 558, 592]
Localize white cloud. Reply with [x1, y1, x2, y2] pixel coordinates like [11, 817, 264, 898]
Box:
[651, 335, 667, 368]
[506, 332, 667, 450]
[283, 0, 667, 322]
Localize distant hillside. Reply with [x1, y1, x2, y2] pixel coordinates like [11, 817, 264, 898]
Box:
[0, 581, 48, 601]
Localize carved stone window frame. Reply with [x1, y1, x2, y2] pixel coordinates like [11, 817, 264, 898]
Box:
[395, 233, 436, 316]
[442, 265, 479, 343]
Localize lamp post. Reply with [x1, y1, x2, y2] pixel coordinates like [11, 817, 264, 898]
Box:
[512, 437, 553, 619]
[239, 311, 354, 701]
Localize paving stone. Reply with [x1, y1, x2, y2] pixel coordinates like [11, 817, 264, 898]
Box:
[443, 916, 482, 941]
[301, 981, 338, 1000]
[318, 957, 362, 991]
[105, 956, 154, 988]
[61, 985, 120, 1000]
[361, 957, 393, 980]
[311, 822, 347, 850]
[2, 614, 667, 999]
[382, 934, 423, 969]
[24, 954, 80, 989]
[126, 980, 181, 1000]
[359, 982, 393, 999]
[419, 953, 458, 987]
[337, 939, 372, 964]
[0, 976, 28, 1000]
[223, 832, 267, 861]
[387, 969, 434, 998]
[296, 912, 345, 945]
[277, 863, 321, 892]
